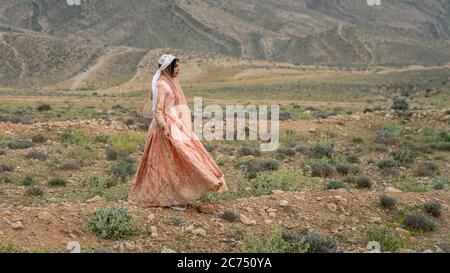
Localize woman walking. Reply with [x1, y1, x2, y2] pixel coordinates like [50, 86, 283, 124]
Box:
[128, 54, 228, 210]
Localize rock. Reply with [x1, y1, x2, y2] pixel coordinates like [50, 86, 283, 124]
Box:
[37, 211, 51, 221]
[125, 242, 136, 251]
[440, 115, 450, 122]
[66, 241, 81, 253]
[308, 128, 317, 133]
[239, 214, 256, 225]
[279, 200, 290, 208]
[161, 248, 177, 253]
[86, 195, 103, 203]
[385, 187, 402, 194]
[150, 226, 158, 238]
[369, 217, 382, 224]
[326, 203, 337, 212]
[422, 249, 434, 253]
[192, 228, 207, 237]
[10, 221, 23, 230]
[185, 225, 194, 233]
[147, 214, 155, 222]
[334, 196, 348, 206]
[196, 202, 217, 214]
[0, 231, 4, 236]
[264, 219, 273, 225]
[367, 241, 381, 253]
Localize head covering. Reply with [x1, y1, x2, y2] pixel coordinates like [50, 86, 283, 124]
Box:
[151, 54, 176, 111]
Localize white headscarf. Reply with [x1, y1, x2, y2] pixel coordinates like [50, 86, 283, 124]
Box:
[151, 54, 176, 111]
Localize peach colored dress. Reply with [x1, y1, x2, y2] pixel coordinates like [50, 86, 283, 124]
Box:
[128, 74, 227, 207]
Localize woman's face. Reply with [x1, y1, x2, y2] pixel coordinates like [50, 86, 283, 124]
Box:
[173, 61, 181, 78]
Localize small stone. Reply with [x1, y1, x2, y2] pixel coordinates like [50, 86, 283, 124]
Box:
[423, 249, 434, 253]
[161, 248, 177, 253]
[369, 217, 382, 224]
[326, 203, 337, 212]
[147, 214, 155, 221]
[279, 200, 290, 208]
[66, 241, 81, 253]
[0, 231, 4, 236]
[10, 221, 23, 230]
[264, 219, 273, 225]
[192, 228, 207, 237]
[150, 226, 158, 237]
[239, 214, 256, 225]
[86, 195, 103, 203]
[385, 187, 402, 194]
[185, 225, 194, 232]
[125, 242, 136, 251]
[367, 241, 381, 253]
[37, 211, 51, 221]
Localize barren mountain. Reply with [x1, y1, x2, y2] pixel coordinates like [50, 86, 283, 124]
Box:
[1, 0, 450, 89]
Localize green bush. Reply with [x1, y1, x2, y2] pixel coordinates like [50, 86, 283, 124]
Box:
[7, 139, 32, 150]
[432, 177, 449, 190]
[61, 160, 82, 170]
[0, 164, 14, 172]
[20, 176, 35, 186]
[168, 216, 185, 226]
[402, 214, 436, 232]
[240, 146, 260, 156]
[424, 202, 442, 217]
[277, 148, 296, 157]
[105, 146, 118, 161]
[89, 207, 137, 240]
[392, 97, 409, 111]
[219, 211, 240, 222]
[31, 135, 47, 143]
[311, 162, 334, 178]
[356, 177, 372, 189]
[379, 195, 397, 210]
[366, 227, 406, 251]
[335, 164, 350, 175]
[25, 150, 49, 161]
[37, 103, 52, 112]
[258, 159, 280, 171]
[377, 159, 396, 170]
[239, 228, 308, 253]
[426, 142, 450, 151]
[48, 178, 67, 187]
[26, 186, 44, 197]
[326, 180, 346, 190]
[415, 161, 439, 177]
[303, 232, 338, 253]
[111, 160, 135, 181]
[375, 129, 399, 145]
[310, 144, 333, 158]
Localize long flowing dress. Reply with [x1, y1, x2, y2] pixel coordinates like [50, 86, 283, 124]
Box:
[128, 74, 228, 207]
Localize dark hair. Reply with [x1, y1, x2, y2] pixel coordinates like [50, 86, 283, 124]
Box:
[158, 58, 179, 77]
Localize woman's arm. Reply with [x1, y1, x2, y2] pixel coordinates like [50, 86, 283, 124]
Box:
[154, 81, 170, 136]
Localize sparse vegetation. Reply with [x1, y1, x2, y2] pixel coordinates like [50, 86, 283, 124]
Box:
[89, 207, 137, 240]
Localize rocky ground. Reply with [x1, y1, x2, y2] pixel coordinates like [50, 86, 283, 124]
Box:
[1, 108, 449, 253]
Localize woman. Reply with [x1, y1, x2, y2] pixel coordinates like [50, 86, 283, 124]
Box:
[128, 54, 228, 211]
